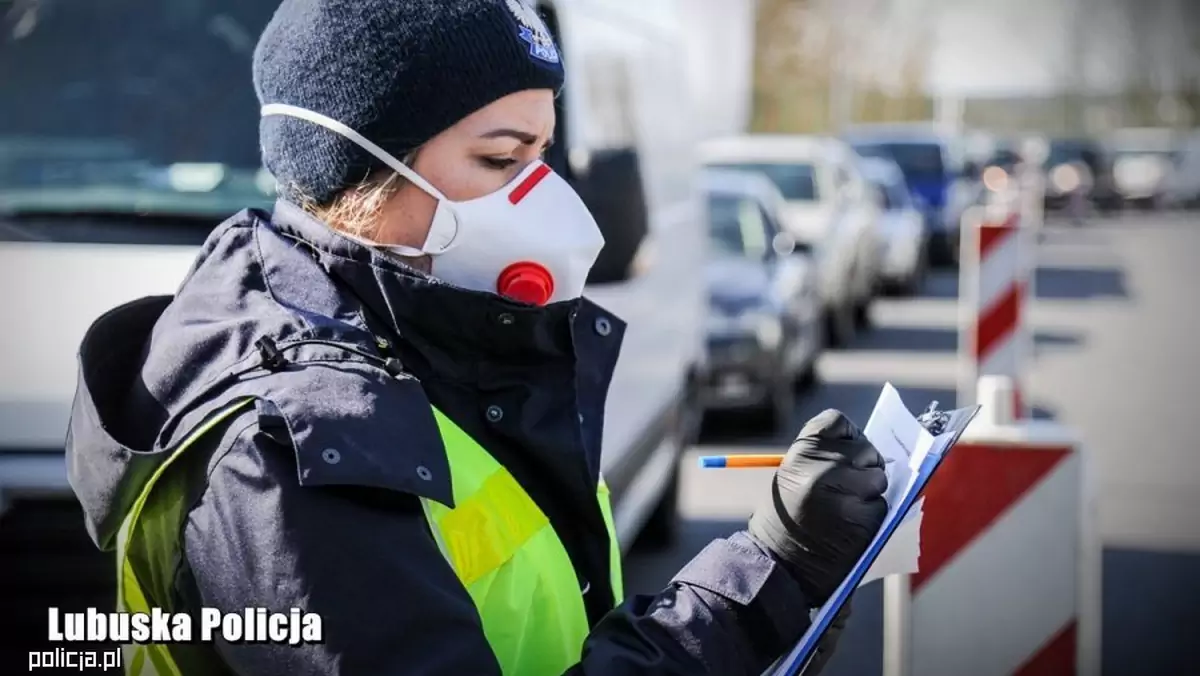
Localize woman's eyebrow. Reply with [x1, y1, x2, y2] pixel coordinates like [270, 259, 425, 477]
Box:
[478, 128, 538, 144]
[479, 127, 555, 146]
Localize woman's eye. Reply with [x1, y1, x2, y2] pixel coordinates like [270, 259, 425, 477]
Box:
[480, 156, 518, 170]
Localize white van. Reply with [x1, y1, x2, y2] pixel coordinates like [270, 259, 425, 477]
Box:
[0, 0, 752, 648]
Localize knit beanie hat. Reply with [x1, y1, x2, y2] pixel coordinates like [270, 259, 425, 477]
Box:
[252, 0, 565, 204]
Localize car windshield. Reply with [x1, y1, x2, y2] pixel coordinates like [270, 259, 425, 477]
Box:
[851, 142, 945, 182]
[706, 194, 769, 259]
[988, 148, 1022, 169]
[1046, 141, 1094, 167]
[0, 0, 279, 218]
[1110, 148, 1181, 166]
[709, 163, 819, 201]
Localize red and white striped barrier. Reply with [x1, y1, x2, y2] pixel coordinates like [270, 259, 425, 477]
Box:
[957, 202, 1035, 417]
[882, 376, 1102, 676]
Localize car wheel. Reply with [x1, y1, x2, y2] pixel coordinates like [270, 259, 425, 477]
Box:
[905, 247, 928, 295]
[929, 236, 954, 268]
[824, 304, 856, 348]
[794, 360, 819, 394]
[767, 373, 796, 438]
[854, 295, 872, 329]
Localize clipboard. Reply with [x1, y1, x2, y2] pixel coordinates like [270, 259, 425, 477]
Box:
[767, 399, 982, 676]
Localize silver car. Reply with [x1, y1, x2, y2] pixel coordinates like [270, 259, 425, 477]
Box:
[696, 169, 824, 435]
[858, 157, 929, 294]
[700, 135, 882, 347]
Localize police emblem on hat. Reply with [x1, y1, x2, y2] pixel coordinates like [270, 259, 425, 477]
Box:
[505, 0, 560, 65]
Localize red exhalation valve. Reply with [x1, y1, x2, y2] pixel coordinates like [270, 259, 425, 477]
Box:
[497, 262, 555, 306]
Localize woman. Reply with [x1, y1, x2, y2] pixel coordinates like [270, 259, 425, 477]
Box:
[66, 1, 888, 674]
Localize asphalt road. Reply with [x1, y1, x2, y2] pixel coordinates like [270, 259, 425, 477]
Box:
[623, 211, 1200, 676]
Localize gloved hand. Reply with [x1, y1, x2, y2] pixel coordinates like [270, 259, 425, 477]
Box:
[748, 409, 888, 606]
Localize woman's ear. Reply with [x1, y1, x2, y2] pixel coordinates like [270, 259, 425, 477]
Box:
[376, 172, 438, 254]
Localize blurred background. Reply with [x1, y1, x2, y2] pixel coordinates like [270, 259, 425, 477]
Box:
[2, 0, 1199, 674]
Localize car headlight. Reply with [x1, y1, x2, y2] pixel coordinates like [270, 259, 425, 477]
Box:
[706, 312, 736, 334]
[707, 308, 783, 349]
[982, 166, 1009, 193]
[742, 310, 782, 349]
[1049, 164, 1080, 193]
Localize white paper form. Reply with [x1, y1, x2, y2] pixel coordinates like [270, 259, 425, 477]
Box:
[859, 382, 937, 586]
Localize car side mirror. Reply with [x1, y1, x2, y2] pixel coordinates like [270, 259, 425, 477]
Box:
[775, 231, 812, 257]
[542, 76, 647, 285]
[771, 232, 796, 257]
[554, 147, 649, 285]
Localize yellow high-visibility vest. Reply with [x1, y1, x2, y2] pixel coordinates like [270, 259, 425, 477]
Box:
[117, 397, 623, 675]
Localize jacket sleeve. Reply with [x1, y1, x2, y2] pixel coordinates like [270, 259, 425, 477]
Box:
[181, 421, 812, 676]
[571, 532, 813, 675]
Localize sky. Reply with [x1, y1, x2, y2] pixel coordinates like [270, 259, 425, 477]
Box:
[911, 0, 1200, 97]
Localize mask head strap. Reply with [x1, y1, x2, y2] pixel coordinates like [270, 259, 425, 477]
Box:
[260, 103, 446, 201]
[261, 103, 461, 258]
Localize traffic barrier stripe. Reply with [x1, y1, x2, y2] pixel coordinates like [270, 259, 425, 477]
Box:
[912, 442, 1072, 591]
[963, 211, 1029, 418]
[977, 212, 1019, 258]
[974, 281, 1026, 365]
[1016, 621, 1076, 676]
[905, 438, 1086, 676]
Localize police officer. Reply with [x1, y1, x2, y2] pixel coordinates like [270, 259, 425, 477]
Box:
[66, 1, 888, 674]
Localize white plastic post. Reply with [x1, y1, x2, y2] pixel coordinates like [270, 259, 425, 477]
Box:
[975, 374, 1015, 427]
[881, 574, 912, 676]
[1016, 161, 1045, 234]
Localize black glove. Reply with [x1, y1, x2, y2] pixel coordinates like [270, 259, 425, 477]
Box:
[748, 409, 888, 606]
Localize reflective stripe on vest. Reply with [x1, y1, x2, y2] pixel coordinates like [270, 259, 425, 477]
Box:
[421, 408, 624, 675]
[116, 398, 623, 675]
[117, 397, 256, 676]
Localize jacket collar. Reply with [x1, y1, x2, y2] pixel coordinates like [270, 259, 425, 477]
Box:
[267, 199, 625, 383]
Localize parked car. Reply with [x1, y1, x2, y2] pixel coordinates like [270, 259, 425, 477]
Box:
[699, 134, 880, 347]
[1106, 127, 1180, 210]
[842, 123, 982, 267]
[983, 142, 1024, 175]
[858, 157, 928, 294]
[1041, 137, 1122, 213]
[697, 169, 823, 434]
[0, 0, 755, 658]
[1163, 131, 1200, 209]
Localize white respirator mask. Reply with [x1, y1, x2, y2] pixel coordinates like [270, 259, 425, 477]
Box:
[261, 104, 605, 306]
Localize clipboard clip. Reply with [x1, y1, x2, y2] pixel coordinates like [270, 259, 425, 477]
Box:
[917, 400, 950, 436]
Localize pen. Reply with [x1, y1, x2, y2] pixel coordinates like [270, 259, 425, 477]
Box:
[700, 401, 951, 469]
[698, 454, 785, 468]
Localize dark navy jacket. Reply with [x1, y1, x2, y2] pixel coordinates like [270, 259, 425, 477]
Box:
[65, 200, 814, 675]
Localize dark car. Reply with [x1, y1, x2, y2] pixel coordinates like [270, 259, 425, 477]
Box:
[1042, 138, 1123, 213]
[983, 144, 1023, 174]
[843, 125, 980, 267]
[698, 169, 823, 435]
